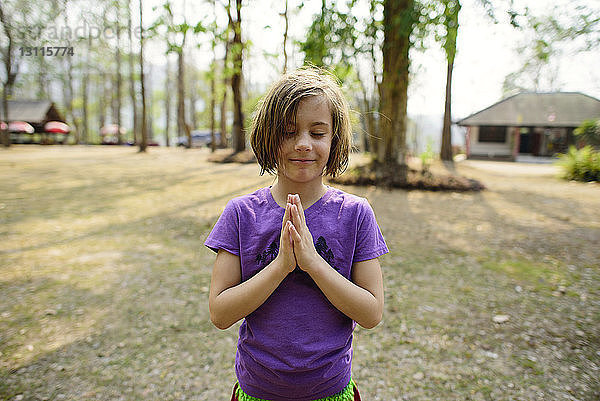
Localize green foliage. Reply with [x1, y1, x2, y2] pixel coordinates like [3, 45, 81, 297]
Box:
[503, 1, 600, 94]
[556, 146, 600, 182]
[149, 1, 205, 52]
[574, 119, 600, 148]
[298, 0, 358, 83]
[419, 139, 436, 173]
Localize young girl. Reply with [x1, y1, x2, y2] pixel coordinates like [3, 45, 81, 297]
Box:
[205, 68, 388, 401]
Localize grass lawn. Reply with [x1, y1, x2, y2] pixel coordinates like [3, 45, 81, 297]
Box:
[1, 146, 598, 401]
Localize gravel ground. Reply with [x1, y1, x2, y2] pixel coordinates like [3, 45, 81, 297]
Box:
[0, 146, 598, 401]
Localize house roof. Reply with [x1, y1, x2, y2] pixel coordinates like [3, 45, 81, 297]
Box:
[457, 92, 600, 128]
[0, 100, 64, 124]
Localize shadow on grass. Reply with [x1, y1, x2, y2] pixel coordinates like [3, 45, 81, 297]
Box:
[0, 179, 266, 256]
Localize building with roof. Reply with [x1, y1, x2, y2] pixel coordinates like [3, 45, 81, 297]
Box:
[0, 100, 67, 144]
[457, 92, 600, 161]
[0, 100, 65, 128]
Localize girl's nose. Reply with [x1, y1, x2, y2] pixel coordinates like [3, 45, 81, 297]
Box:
[294, 132, 312, 151]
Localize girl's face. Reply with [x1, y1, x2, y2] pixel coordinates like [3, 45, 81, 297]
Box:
[278, 95, 333, 186]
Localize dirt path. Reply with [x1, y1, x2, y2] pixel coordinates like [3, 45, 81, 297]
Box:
[0, 147, 598, 400]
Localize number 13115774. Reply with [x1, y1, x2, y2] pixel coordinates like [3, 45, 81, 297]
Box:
[19, 47, 74, 56]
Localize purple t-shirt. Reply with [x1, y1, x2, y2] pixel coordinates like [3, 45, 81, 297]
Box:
[205, 186, 388, 401]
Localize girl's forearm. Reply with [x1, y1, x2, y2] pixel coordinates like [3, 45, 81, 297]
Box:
[307, 256, 383, 329]
[210, 257, 289, 330]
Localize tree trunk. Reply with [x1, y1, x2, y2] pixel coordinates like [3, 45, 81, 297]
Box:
[116, 13, 123, 145]
[165, 58, 171, 147]
[99, 72, 106, 131]
[147, 64, 154, 142]
[210, 60, 216, 152]
[378, 0, 413, 182]
[441, 57, 454, 161]
[229, 0, 245, 153]
[282, 0, 288, 74]
[128, 0, 138, 145]
[65, 57, 80, 144]
[440, 0, 460, 162]
[82, 35, 91, 144]
[357, 74, 372, 153]
[62, 6, 80, 144]
[37, 57, 49, 100]
[138, 0, 147, 152]
[209, 0, 217, 152]
[0, 2, 12, 147]
[189, 69, 197, 131]
[177, 49, 188, 148]
[220, 38, 230, 148]
[1, 88, 10, 147]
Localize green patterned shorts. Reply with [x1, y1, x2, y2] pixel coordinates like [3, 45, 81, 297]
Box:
[231, 378, 359, 401]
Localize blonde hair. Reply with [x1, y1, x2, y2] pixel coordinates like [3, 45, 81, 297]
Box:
[250, 68, 352, 178]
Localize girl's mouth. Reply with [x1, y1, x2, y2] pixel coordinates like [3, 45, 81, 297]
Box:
[290, 159, 315, 164]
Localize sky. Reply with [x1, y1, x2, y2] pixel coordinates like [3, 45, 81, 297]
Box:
[139, 0, 599, 122]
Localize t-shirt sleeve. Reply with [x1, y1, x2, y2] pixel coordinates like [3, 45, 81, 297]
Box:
[352, 198, 389, 263]
[204, 199, 240, 255]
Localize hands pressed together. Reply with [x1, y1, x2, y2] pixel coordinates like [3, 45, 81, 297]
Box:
[277, 194, 323, 274]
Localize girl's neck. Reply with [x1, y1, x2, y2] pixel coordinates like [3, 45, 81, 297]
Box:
[270, 178, 328, 210]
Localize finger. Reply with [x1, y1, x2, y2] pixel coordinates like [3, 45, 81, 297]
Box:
[287, 221, 295, 247]
[289, 221, 301, 243]
[283, 220, 293, 248]
[281, 203, 290, 233]
[293, 204, 306, 230]
[294, 194, 306, 226]
[291, 204, 302, 229]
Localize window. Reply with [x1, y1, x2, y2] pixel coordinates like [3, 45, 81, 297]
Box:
[478, 126, 506, 143]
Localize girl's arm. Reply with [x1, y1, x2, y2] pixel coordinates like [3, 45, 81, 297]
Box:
[306, 255, 384, 329]
[287, 194, 384, 329]
[208, 249, 290, 329]
[208, 202, 297, 330]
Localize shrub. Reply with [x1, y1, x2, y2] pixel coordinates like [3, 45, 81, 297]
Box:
[419, 140, 436, 174]
[574, 119, 600, 149]
[556, 145, 600, 182]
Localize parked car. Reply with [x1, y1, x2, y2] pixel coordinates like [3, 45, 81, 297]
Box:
[177, 131, 221, 148]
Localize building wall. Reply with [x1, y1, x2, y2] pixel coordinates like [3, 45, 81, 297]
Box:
[533, 127, 569, 156]
[468, 126, 513, 158]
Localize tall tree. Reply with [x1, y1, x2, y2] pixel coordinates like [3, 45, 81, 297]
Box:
[357, 0, 383, 154]
[377, 0, 418, 182]
[82, 33, 92, 144]
[150, 1, 204, 149]
[0, 0, 58, 147]
[139, 0, 148, 152]
[114, 0, 124, 144]
[164, 57, 172, 147]
[439, 0, 461, 162]
[219, 22, 231, 148]
[61, 0, 80, 144]
[281, 0, 289, 73]
[188, 64, 198, 130]
[99, 72, 107, 130]
[128, 0, 139, 145]
[227, 0, 245, 153]
[208, 0, 218, 152]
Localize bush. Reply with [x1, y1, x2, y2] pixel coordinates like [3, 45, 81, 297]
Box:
[556, 145, 600, 182]
[419, 140, 436, 174]
[574, 119, 600, 148]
